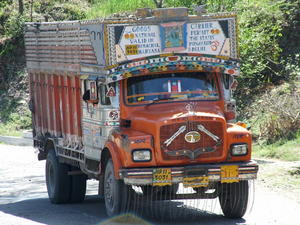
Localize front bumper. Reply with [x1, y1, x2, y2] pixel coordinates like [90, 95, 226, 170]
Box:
[119, 160, 258, 185]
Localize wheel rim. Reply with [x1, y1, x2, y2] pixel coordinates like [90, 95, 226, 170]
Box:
[105, 170, 114, 210]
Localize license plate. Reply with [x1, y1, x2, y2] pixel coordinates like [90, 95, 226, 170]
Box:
[153, 168, 172, 186]
[221, 165, 239, 183]
[183, 176, 209, 188]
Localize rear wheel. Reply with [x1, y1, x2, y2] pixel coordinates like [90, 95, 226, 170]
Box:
[69, 166, 87, 203]
[104, 159, 131, 216]
[219, 180, 249, 218]
[46, 150, 71, 203]
[46, 150, 87, 204]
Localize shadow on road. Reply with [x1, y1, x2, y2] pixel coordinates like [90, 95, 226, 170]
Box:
[0, 195, 246, 225]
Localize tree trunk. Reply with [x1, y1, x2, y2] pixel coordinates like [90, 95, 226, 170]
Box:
[18, 0, 24, 15]
[153, 0, 163, 8]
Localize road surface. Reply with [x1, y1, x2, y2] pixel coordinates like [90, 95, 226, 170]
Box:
[0, 144, 300, 225]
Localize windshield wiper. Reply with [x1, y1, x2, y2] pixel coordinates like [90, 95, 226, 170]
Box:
[145, 96, 175, 107]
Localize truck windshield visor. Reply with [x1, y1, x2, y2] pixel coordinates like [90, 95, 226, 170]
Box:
[126, 72, 219, 105]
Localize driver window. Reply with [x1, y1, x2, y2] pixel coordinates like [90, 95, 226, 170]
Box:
[99, 84, 111, 105]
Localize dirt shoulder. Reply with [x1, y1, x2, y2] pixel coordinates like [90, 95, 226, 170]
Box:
[255, 158, 300, 203]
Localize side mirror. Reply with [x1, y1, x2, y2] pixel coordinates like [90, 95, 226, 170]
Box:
[83, 89, 99, 104]
[83, 90, 90, 102]
[83, 81, 99, 104]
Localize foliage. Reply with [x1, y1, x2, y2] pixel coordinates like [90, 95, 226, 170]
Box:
[87, 0, 155, 18]
[183, 0, 237, 12]
[243, 82, 300, 144]
[236, 0, 286, 88]
[33, 0, 89, 21]
[0, 111, 31, 136]
[278, 0, 300, 62]
[87, 0, 239, 18]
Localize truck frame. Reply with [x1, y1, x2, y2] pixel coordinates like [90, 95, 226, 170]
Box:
[25, 7, 258, 218]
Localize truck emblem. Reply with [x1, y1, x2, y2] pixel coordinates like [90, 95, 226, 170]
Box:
[185, 104, 194, 111]
[185, 131, 201, 143]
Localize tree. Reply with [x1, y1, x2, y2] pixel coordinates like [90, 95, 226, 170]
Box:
[153, 0, 163, 8]
[18, 0, 24, 15]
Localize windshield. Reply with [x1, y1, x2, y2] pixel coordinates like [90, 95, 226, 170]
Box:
[126, 72, 219, 105]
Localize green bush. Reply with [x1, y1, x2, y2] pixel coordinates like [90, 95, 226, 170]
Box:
[35, 0, 88, 21]
[243, 82, 300, 143]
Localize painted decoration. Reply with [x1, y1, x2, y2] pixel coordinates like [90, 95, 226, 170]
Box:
[161, 22, 185, 52]
[109, 111, 119, 120]
[106, 86, 116, 97]
[106, 53, 240, 83]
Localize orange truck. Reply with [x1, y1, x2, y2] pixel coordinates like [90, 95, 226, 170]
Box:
[25, 7, 258, 218]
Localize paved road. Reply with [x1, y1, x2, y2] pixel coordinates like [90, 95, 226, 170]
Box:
[0, 144, 300, 225]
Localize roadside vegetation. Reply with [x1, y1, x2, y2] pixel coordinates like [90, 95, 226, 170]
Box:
[0, 0, 299, 160]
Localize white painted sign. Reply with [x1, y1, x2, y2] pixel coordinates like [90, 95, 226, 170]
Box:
[186, 21, 226, 55]
[117, 25, 161, 62]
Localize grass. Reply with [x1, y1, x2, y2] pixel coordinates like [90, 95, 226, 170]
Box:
[0, 101, 31, 137]
[253, 133, 300, 161]
[87, 0, 155, 19]
[0, 124, 23, 137]
[0, 112, 31, 137]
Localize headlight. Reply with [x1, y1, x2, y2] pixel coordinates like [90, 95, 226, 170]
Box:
[132, 149, 151, 162]
[231, 144, 248, 156]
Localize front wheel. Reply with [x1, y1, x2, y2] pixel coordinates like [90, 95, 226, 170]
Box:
[104, 159, 131, 216]
[218, 180, 249, 218]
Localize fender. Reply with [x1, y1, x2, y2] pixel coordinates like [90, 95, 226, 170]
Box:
[226, 124, 252, 162]
[104, 141, 123, 179]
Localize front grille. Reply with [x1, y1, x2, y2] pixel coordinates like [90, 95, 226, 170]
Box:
[160, 121, 224, 160]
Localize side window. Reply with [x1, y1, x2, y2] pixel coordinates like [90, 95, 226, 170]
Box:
[222, 74, 231, 90]
[99, 84, 111, 105]
[221, 74, 233, 101]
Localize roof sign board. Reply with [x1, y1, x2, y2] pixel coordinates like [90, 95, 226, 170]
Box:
[107, 16, 237, 65]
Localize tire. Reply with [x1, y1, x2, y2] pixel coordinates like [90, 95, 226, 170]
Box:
[219, 180, 249, 218]
[69, 166, 87, 203]
[46, 150, 71, 204]
[104, 159, 130, 216]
